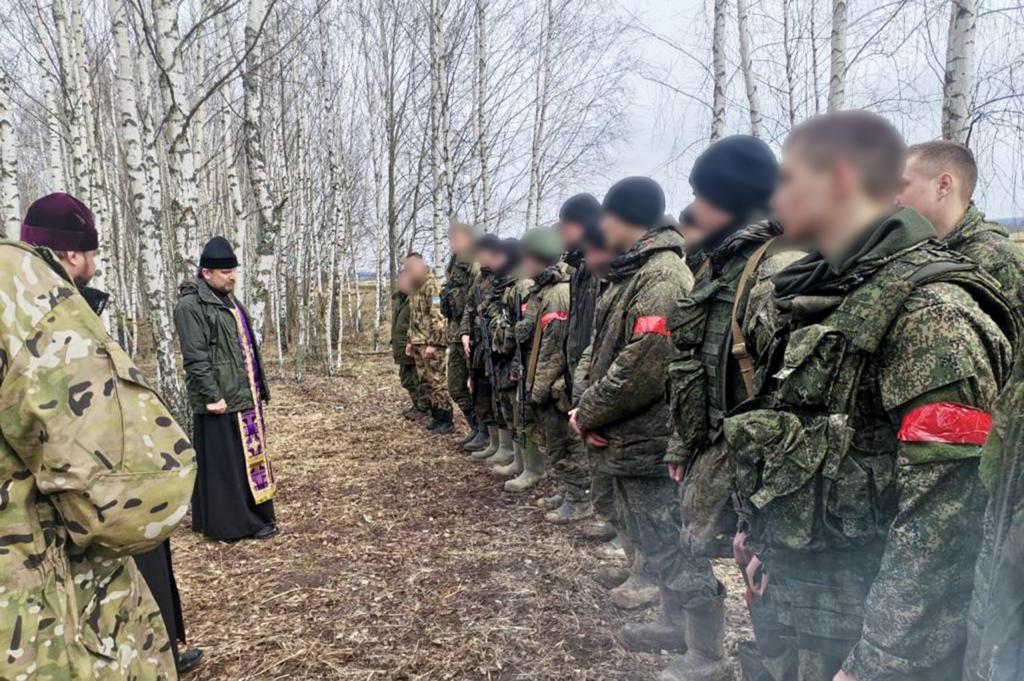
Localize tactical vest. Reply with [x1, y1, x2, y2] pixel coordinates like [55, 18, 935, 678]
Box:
[725, 245, 1014, 555]
[669, 236, 774, 460]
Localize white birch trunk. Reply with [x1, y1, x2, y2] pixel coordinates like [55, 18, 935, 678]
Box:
[429, 0, 447, 276]
[711, 0, 727, 142]
[0, 68, 20, 237]
[828, 0, 848, 111]
[526, 0, 553, 230]
[474, 0, 493, 231]
[735, 0, 761, 138]
[942, 0, 976, 143]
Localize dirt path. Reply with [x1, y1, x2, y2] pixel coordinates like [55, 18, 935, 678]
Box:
[173, 355, 750, 680]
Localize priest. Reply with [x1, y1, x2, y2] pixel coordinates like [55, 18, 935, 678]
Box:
[175, 236, 279, 541]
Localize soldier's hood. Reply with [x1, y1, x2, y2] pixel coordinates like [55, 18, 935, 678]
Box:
[607, 224, 685, 281]
[179, 277, 232, 306]
[533, 261, 572, 288]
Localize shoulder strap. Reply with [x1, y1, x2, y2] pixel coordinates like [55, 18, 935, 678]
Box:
[730, 238, 776, 398]
[526, 298, 546, 385]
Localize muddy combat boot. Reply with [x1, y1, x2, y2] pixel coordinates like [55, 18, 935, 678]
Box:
[504, 436, 545, 492]
[579, 519, 617, 543]
[545, 499, 594, 524]
[618, 586, 687, 654]
[425, 408, 443, 431]
[429, 409, 454, 435]
[403, 405, 429, 420]
[484, 429, 515, 466]
[471, 425, 500, 460]
[657, 593, 733, 681]
[610, 551, 660, 610]
[492, 440, 522, 477]
[463, 425, 489, 452]
[535, 493, 564, 510]
[594, 564, 631, 590]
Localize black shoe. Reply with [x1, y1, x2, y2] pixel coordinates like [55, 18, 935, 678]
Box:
[426, 409, 443, 432]
[176, 648, 204, 674]
[253, 524, 279, 540]
[458, 417, 480, 445]
[432, 410, 454, 435]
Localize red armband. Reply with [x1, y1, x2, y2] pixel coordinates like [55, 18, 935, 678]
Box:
[540, 311, 569, 329]
[897, 402, 992, 446]
[632, 315, 670, 337]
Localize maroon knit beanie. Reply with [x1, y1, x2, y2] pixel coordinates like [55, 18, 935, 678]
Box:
[20, 193, 98, 251]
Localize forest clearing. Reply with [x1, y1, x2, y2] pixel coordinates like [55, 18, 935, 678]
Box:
[170, 353, 749, 681]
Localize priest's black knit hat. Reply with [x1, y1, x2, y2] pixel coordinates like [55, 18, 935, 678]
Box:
[690, 135, 778, 217]
[200, 236, 238, 270]
[602, 177, 666, 229]
[21, 193, 98, 251]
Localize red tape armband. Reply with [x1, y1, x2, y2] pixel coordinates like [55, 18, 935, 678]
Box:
[540, 311, 569, 329]
[632, 315, 670, 337]
[897, 402, 992, 446]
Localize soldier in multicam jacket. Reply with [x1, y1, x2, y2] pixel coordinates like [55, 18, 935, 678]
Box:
[393, 269, 430, 419]
[406, 254, 453, 433]
[569, 177, 695, 650]
[726, 112, 1014, 681]
[518, 227, 593, 523]
[460, 235, 509, 463]
[440, 221, 480, 445]
[898, 140, 1024, 333]
[1, 198, 197, 681]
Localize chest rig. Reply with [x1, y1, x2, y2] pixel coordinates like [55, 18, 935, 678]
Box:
[726, 245, 1002, 554]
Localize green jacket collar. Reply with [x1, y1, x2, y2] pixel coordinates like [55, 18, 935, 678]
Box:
[945, 203, 1008, 251]
[607, 224, 685, 282]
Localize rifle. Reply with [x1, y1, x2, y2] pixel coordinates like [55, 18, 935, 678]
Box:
[511, 287, 529, 447]
[475, 283, 502, 422]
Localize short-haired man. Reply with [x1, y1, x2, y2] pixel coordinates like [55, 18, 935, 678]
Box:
[897, 140, 1024, 318]
[393, 268, 431, 419]
[727, 111, 1014, 681]
[176, 237, 278, 542]
[4, 193, 197, 680]
[405, 253, 454, 433]
[440, 221, 481, 445]
[569, 177, 696, 643]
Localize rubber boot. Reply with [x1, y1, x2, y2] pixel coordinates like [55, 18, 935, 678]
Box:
[430, 409, 454, 435]
[492, 440, 523, 477]
[535, 494, 564, 510]
[610, 550, 659, 610]
[504, 435, 545, 492]
[458, 413, 480, 447]
[484, 429, 515, 466]
[463, 426, 489, 452]
[545, 499, 594, 524]
[657, 591, 733, 681]
[471, 425, 500, 460]
[618, 585, 687, 654]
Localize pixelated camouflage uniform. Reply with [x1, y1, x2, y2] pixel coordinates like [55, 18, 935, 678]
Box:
[460, 268, 499, 428]
[489, 275, 533, 437]
[574, 225, 694, 585]
[408, 271, 450, 410]
[944, 204, 1024, 322]
[964, 352, 1024, 681]
[441, 254, 478, 421]
[725, 209, 1015, 681]
[392, 290, 429, 411]
[0, 240, 197, 681]
[664, 221, 803, 609]
[526, 262, 589, 502]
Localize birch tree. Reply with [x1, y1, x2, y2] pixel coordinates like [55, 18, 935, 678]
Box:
[0, 68, 19, 236]
[942, 0, 977, 142]
[736, 0, 761, 137]
[710, 0, 727, 141]
[828, 0, 847, 111]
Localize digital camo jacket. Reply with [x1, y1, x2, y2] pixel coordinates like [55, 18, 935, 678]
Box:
[0, 240, 197, 681]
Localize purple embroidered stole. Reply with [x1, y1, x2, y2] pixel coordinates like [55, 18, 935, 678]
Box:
[229, 301, 276, 504]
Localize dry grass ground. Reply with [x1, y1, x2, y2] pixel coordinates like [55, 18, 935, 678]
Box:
[172, 353, 751, 681]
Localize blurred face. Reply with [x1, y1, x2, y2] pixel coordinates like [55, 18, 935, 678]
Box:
[583, 244, 614, 276]
[600, 213, 638, 254]
[62, 250, 97, 286]
[772, 144, 836, 245]
[895, 155, 947, 226]
[522, 253, 547, 279]
[203, 267, 237, 293]
[449, 228, 474, 256]
[406, 257, 429, 285]
[557, 220, 584, 249]
[687, 196, 735, 243]
[397, 270, 413, 295]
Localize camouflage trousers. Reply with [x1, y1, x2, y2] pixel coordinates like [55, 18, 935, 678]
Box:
[470, 367, 498, 427]
[499, 386, 532, 438]
[612, 475, 721, 608]
[398, 362, 430, 411]
[589, 449, 616, 521]
[412, 345, 450, 410]
[447, 343, 474, 420]
[534, 403, 590, 503]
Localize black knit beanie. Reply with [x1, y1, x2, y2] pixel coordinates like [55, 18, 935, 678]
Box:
[476, 233, 502, 254]
[559, 193, 601, 228]
[498, 238, 521, 274]
[690, 135, 778, 218]
[200, 236, 238, 270]
[602, 177, 666, 229]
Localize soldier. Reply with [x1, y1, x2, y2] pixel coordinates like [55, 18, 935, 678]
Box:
[725, 111, 1014, 681]
[964, 354, 1024, 681]
[1, 193, 197, 680]
[405, 253, 454, 433]
[461, 234, 512, 463]
[176, 237, 278, 542]
[638, 135, 798, 681]
[393, 268, 431, 419]
[897, 140, 1024, 313]
[440, 220, 481, 446]
[568, 176, 695, 631]
[488, 238, 535, 480]
[517, 226, 593, 523]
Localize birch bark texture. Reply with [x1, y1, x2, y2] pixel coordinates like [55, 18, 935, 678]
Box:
[828, 0, 848, 111]
[942, 0, 977, 143]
